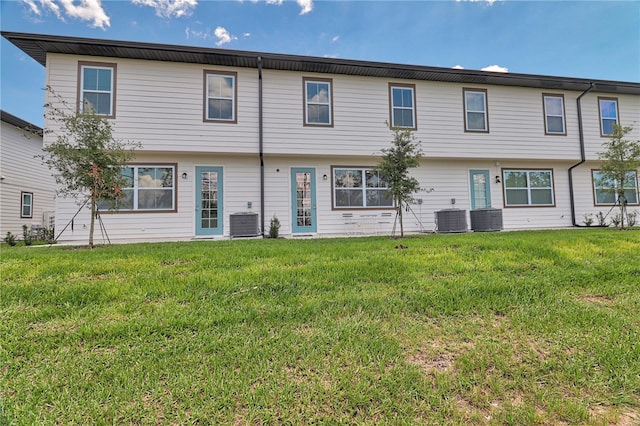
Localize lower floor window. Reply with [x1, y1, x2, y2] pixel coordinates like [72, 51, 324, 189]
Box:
[503, 169, 554, 206]
[333, 167, 392, 208]
[21, 192, 33, 218]
[592, 170, 639, 205]
[99, 165, 175, 211]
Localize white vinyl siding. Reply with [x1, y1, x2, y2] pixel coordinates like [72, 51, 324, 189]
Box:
[592, 170, 638, 205]
[79, 63, 115, 116]
[48, 56, 261, 154]
[543, 94, 566, 135]
[40, 53, 640, 241]
[503, 169, 555, 207]
[53, 154, 262, 243]
[0, 120, 55, 237]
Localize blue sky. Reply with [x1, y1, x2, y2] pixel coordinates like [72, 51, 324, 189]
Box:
[1, 0, 639, 127]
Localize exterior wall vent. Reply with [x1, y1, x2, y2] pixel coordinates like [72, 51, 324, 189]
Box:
[230, 212, 260, 238]
[470, 208, 503, 232]
[435, 209, 467, 233]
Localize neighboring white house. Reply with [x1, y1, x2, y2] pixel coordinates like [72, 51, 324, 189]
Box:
[2, 31, 639, 244]
[0, 110, 55, 238]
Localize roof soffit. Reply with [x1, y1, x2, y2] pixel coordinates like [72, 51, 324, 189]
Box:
[3, 31, 640, 95]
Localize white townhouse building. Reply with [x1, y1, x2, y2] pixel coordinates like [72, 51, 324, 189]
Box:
[0, 110, 55, 238]
[2, 31, 639, 243]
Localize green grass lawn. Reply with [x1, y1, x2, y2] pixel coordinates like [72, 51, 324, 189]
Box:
[1, 229, 639, 425]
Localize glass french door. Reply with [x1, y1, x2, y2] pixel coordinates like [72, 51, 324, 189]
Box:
[291, 168, 317, 233]
[470, 170, 491, 210]
[196, 166, 223, 235]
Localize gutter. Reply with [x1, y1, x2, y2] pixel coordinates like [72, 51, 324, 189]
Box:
[568, 82, 594, 226]
[258, 56, 265, 237]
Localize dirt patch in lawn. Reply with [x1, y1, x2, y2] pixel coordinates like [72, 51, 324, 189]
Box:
[580, 294, 615, 307]
[589, 406, 640, 425]
[406, 341, 474, 374]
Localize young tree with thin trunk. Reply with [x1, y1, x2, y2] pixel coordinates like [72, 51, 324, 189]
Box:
[41, 89, 138, 248]
[377, 126, 422, 237]
[597, 123, 640, 229]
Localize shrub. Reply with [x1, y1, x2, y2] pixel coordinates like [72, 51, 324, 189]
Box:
[269, 215, 281, 238]
[582, 214, 593, 227]
[22, 225, 33, 246]
[596, 212, 607, 226]
[610, 213, 621, 228]
[4, 232, 16, 246]
[41, 227, 57, 244]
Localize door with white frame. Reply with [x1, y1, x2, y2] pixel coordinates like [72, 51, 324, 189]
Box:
[469, 169, 491, 210]
[196, 166, 223, 236]
[291, 168, 317, 233]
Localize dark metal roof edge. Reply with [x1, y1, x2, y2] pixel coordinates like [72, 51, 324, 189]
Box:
[3, 31, 640, 94]
[0, 109, 43, 134]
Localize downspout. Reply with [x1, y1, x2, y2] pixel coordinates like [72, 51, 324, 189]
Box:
[258, 56, 265, 237]
[568, 82, 594, 226]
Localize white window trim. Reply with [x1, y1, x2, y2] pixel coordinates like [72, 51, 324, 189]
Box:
[79, 64, 115, 117]
[103, 165, 176, 212]
[503, 169, 555, 207]
[21, 192, 33, 218]
[332, 167, 393, 209]
[463, 88, 488, 132]
[205, 72, 236, 123]
[390, 85, 416, 129]
[592, 170, 639, 206]
[598, 97, 619, 137]
[304, 79, 333, 126]
[543, 94, 566, 135]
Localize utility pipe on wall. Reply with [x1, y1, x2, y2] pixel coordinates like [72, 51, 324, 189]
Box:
[258, 56, 265, 237]
[568, 82, 594, 226]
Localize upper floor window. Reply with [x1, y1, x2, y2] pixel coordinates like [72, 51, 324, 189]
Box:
[78, 62, 116, 117]
[598, 97, 619, 136]
[332, 167, 393, 209]
[463, 88, 489, 132]
[204, 71, 237, 123]
[389, 84, 416, 129]
[592, 170, 638, 205]
[98, 165, 176, 212]
[21, 192, 33, 218]
[503, 169, 555, 207]
[542, 94, 566, 135]
[304, 78, 333, 126]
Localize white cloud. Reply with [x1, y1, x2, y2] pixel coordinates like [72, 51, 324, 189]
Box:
[243, 32, 251, 37]
[297, 0, 313, 14]
[131, 0, 198, 18]
[214, 26, 238, 46]
[59, 0, 110, 28]
[253, 0, 312, 14]
[331, 35, 339, 43]
[456, 0, 499, 5]
[22, 0, 42, 15]
[452, 65, 465, 69]
[481, 64, 509, 73]
[21, 0, 109, 28]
